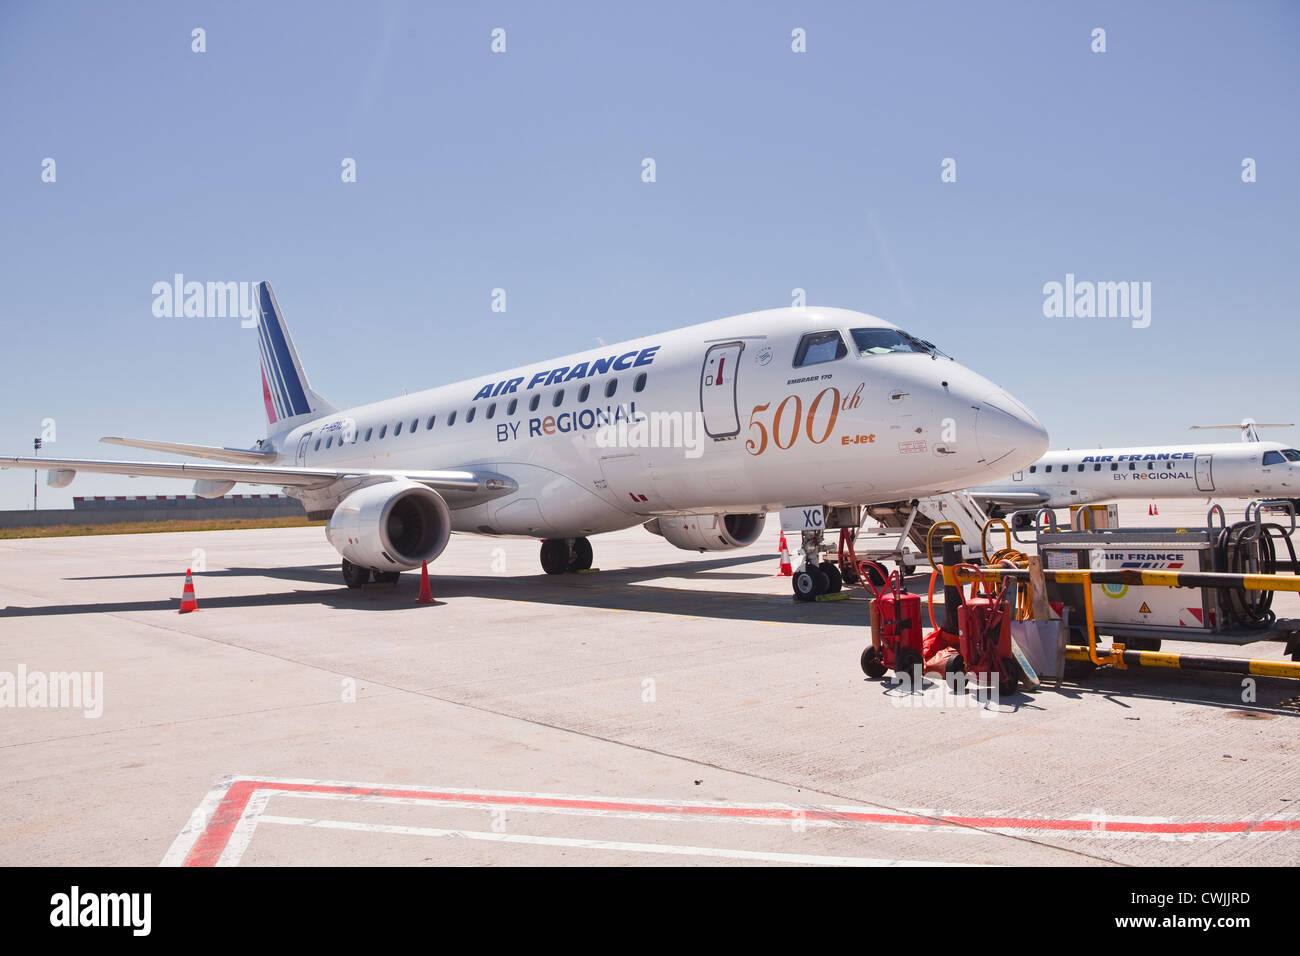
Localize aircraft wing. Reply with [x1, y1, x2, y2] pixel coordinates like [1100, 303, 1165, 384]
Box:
[99, 436, 275, 464]
[0, 455, 516, 503]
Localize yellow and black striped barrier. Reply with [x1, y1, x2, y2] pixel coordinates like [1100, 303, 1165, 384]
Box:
[949, 565, 1300, 594]
[937, 536, 1300, 679]
[1063, 645, 1300, 678]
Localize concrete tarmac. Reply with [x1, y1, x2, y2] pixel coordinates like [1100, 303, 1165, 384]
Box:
[1, 496, 1297, 866]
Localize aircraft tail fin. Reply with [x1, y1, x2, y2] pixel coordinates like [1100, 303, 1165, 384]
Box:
[255, 281, 336, 433]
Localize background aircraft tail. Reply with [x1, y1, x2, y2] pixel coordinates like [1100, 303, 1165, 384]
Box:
[1189, 418, 1294, 443]
[255, 280, 336, 433]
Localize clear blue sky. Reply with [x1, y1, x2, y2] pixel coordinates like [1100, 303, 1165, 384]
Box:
[2, 1, 1297, 510]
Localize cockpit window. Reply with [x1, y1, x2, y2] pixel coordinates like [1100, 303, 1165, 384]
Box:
[851, 327, 943, 356]
[793, 331, 847, 367]
[1283, 449, 1300, 462]
[1263, 450, 1286, 466]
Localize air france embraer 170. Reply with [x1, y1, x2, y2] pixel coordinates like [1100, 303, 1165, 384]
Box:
[974, 430, 1300, 522]
[3, 282, 1048, 591]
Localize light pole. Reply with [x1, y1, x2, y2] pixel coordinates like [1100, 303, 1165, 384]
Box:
[33, 437, 41, 511]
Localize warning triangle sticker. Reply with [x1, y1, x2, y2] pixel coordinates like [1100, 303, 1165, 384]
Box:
[1139, 602, 1152, 614]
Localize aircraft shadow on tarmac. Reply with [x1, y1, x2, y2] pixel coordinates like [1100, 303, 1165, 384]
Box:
[4, 553, 865, 627]
[18, 558, 1298, 712]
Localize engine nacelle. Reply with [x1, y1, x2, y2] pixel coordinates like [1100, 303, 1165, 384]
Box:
[326, 480, 452, 571]
[644, 513, 766, 552]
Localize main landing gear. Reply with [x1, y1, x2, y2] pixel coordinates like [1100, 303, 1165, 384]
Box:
[540, 537, 593, 575]
[342, 559, 400, 588]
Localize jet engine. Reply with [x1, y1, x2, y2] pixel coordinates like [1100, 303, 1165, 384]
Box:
[326, 480, 452, 571]
[644, 513, 766, 552]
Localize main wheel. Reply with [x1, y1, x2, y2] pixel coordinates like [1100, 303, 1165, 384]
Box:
[569, 537, 593, 572]
[819, 561, 843, 593]
[863, 563, 888, 589]
[372, 570, 400, 585]
[342, 559, 371, 589]
[860, 646, 887, 678]
[540, 538, 569, 575]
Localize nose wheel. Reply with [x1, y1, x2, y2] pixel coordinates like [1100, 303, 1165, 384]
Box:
[541, 537, 593, 575]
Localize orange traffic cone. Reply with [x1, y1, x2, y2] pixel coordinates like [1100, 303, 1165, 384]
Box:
[416, 561, 435, 604]
[179, 568, 199, 613]
[777, 532, 793, 576]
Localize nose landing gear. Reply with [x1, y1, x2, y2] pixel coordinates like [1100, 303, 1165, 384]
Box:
[540, 537, 594, 575]
[791, 529, 845, 600]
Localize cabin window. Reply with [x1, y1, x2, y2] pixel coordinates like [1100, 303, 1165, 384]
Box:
[410, 418, 418, 432]
[1077, 464, 1084, 472]
[606, 379, 618, 398]
[1128, 462, 1136, 470]
[578, 384, 590, 403]
[364, 428, 373, 442]
[1029, 466, 1036, 474]
[394, 421, 403, 436]
[793, 330, 848, 367]
[426, 415, 436, 429]
[447, 411, 456, 426]
[507, 398, 518, 416]
[314, 439, 321, 451]
[487, 403, 496, 419]
[1093, 464, 1100, 471]
[529, 394, 540, 412]
[552, 389, 564, 408]
[467, 406, 476, 423]
[1111, 463, 1118, 471]
[634, 373, 647, 392]
[1045, 465, 1052, 473]
[325, 437, 333, 449]
[378, 425, 387, 439]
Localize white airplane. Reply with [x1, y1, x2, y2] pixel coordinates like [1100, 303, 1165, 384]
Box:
[4, 282, 1048, 596]
[974, 431, 1300, 523]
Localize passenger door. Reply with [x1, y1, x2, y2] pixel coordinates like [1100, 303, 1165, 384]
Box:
[1195, 454, 1214, 492]
[700, 342, 744, 438]
[295, 432, 312, 466]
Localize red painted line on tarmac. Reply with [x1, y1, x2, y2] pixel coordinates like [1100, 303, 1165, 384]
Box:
[180, 778, 1300, 866]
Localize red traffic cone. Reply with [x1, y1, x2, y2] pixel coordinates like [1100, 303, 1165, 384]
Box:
[179, 568, 200, 613]
[1147, 504, 1153, 516]
[1153, 504, 1158, 516]
[777, 532, 793, 576]
[416, 561, 435, 604]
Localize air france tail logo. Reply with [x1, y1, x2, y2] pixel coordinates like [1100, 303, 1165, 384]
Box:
[472, 346, 660, 401]
[256, 284, 311, 421]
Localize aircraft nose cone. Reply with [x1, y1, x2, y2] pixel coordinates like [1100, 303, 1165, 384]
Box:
[977, 391, 1049, 469]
